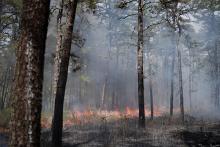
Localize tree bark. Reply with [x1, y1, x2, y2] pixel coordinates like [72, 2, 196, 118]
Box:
[10, 0, 50, 146]
[137, 0, 145, 128]
[51, 1, 78, 147]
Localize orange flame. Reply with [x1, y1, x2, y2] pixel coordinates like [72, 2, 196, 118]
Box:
[41, 107, 167, 128]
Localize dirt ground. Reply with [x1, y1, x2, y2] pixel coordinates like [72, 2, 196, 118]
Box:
[40, 115, 220, 147]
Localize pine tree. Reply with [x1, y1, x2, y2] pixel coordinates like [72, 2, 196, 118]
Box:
[51, 0, 78, 146]
[10, 0, 50, 146]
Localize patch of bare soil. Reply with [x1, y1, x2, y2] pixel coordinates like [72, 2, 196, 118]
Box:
[41, 115, 220, 147]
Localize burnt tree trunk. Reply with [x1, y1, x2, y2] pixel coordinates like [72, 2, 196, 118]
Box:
[137, 0, 145, 128]
[51, 1, 78, 147]
[10, 0, 50, 146]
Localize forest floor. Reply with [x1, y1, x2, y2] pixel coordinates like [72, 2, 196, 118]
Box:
[40, 115, 220, 147]
[1, 114, 220, 147]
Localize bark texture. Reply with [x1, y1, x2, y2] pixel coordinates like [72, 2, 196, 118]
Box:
[10, 0, 50, 146]
[51, 1, 78, 147]
[137, 0, 145, 128]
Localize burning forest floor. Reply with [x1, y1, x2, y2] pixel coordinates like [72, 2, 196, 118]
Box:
[40, 109, 220, 147]
[1, 109, 220, 147]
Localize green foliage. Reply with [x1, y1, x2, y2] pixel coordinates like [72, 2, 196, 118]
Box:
[0, 108, 11, 128]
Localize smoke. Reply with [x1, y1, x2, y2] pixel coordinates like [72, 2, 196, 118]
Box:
[40, 0, 220, 120]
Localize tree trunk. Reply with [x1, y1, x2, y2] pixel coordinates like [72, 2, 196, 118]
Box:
[209, 0, 220, 108]
[101, 77, 107, 109]
[146, 39, 154, 120]
[163, 54, 169, 107]
[78, 71, 82, 103]
[188, 47, 193, 112]
[0, 69, 8, 110]
[214, 41, 220, 107]
[170, 50, 175, 117]
[112, 45, 120, 110]
[10, 0, 50, 146]
[178, 49, 184, 123]
[149, 62, 154, 120]
[137, 0, 145, 128]
[111, 91, 115, 110]
[0, 0, 3, 32]
[51, 1, 78, 147]
[1, 67, 11, 109]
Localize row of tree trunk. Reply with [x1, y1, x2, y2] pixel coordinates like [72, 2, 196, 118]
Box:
[10, 0, 79, 146]
[9, 0, 188, 146]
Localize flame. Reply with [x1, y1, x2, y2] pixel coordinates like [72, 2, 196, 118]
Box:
[124, 107, 138, 117]
[41, 107, 167, 128]
[124, 107, 165, 117]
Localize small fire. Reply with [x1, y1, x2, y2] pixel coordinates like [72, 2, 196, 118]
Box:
[124, 107, 165, 117]
[41, 107, 167, 128]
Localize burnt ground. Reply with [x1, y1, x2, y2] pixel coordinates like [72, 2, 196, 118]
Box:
[1, 116, 220, 147]
[41, 115, 220, 147]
